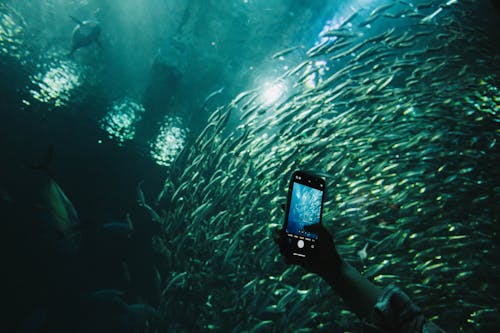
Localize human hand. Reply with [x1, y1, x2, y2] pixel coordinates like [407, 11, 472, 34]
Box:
[273, 223, 342, 281]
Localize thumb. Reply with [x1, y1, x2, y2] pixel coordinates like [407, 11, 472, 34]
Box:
[304, 223, 330, 238]
[303, 223, 324, 235]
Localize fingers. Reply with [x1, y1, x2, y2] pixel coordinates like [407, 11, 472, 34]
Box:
[304, 223, 333, 243]
[273, 228, 288, 255]
[272, 228, 284, 245]
[303, 223, 325, 235]
[272, 227, 287, 239]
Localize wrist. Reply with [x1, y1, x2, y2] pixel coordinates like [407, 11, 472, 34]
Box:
[320, 258, 345, 286]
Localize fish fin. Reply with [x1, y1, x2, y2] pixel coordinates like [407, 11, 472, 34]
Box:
[69, 15, 83, 25]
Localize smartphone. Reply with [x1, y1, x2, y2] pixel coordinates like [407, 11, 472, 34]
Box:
[284, 170, 325, 259]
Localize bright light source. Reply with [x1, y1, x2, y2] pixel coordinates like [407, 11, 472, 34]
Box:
[30, 60, 81, 107]
[99, 98, 145, 145]
[149, 115, 187, 167]
[261, 81, 287, 106]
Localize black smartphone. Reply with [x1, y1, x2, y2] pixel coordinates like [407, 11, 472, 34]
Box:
[284, 170, 325, 259]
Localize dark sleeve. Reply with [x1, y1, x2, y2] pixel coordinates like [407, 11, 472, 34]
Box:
[362, 284, 446, 333]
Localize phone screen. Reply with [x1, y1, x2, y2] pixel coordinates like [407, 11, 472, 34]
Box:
[286, 180, 324, 240]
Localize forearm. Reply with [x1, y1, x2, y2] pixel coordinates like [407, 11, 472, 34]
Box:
[322, 261, 383, 319]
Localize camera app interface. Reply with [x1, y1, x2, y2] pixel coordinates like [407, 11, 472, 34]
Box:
[287, 182, 322, 239]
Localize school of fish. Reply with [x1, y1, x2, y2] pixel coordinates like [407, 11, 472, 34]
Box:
[1, 0, 496, 331]
[139, 0, 498, 331]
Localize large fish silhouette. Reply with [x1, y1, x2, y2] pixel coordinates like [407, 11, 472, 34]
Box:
[32, 147, 81, 255]
[69, 15, 101, 56]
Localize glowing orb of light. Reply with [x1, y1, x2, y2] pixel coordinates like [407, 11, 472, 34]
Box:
[261, 81, 287, 106]
[149, 115, 188, 167]
[30, 60, 81, 107]
[100, 98, 145, 145]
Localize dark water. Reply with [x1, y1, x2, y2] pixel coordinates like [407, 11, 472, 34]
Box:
[1, 0, 499, 332]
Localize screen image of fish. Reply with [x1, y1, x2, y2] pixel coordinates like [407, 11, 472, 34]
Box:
[287, 182, 322, 239]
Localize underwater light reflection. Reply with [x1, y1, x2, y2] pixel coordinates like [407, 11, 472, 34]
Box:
[30, 60, 81, 108]
[316, 4, 359, 44]
[260, 80, 288, 106]
[100, 98, 145, 145]
[149, 115, 187, 167]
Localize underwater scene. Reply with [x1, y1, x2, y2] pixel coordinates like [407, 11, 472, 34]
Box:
[1, 0, 499, 332]
[287, 182, 323, 237]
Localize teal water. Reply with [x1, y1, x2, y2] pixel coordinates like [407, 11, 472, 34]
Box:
[1, 0, 499, 332]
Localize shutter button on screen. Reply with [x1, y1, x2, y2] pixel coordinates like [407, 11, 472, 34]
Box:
[297, 240, 304, 248]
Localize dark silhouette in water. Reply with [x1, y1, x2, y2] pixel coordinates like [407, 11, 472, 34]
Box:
[136, 55, 183, 141]
[142, 56, 182, 113]
[31, 146, 81, 256]
[69, 16, 102, 56]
